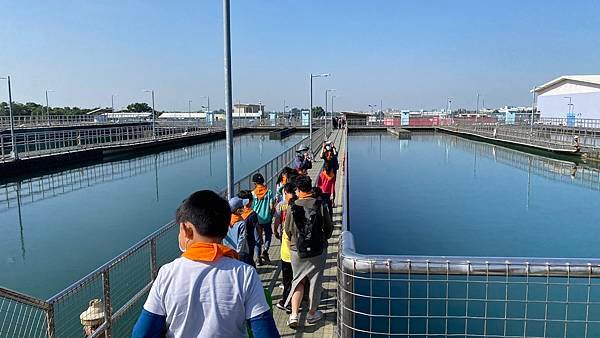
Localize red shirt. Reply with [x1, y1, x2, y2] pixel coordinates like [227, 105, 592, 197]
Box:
[317, 171, 336, 195]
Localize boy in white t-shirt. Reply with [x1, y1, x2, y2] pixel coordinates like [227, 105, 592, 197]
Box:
[132, 190, 280, 338]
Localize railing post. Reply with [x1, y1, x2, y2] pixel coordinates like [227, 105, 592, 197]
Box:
[46, 302, 56, 338]
[150, 238, 158, 280]
[102, 270, 113, 338]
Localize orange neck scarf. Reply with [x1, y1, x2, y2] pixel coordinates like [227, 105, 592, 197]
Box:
[322, 170, 335, 180]
[230, 213, 243, 227]
[254, 184, 268, 200]
[241, 207, 254, 220]
[298, 191, 313, 199]
[182, 242, 239, 262]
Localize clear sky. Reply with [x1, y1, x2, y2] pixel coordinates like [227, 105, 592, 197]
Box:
[1, 0, 599, 112]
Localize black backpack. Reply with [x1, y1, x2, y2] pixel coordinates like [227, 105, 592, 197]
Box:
[291, 198, 325, 258]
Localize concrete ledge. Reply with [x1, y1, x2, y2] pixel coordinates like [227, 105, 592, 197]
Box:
[269, 128, 296, 140]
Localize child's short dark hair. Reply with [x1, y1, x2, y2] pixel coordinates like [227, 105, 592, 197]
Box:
[295, 175, 312, 193]
[175, 190, 230, 238]
[283, 182, 297, 195]
[237, 189, 253, 202]
[312, 186, 323, 198]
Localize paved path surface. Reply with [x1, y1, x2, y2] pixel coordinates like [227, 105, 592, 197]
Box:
[258, 128, 346, 337]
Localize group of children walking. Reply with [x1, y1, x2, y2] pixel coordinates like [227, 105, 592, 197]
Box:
[224, 140, 340, 328]
[132, 140, 340, 337]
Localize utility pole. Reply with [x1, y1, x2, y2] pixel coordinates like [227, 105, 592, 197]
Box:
[530, 87, 536, 136]
[476, 93, 480, 123]
[309, 73, 329, 153]
[1, 76, 17, 159]
[223, 0, 234, 198]
[144, 90, 156, 140]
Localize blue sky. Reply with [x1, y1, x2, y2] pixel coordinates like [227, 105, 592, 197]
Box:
[1, 0, 599, 112]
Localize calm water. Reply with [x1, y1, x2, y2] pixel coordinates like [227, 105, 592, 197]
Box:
[349, 132, 600, 337]
[349, 132, 600, 258]
[0, 133, 305, 298]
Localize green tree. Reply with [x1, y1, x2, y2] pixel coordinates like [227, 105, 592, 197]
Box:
[127, 102, 152, 112]
[312, 106, 325, 118]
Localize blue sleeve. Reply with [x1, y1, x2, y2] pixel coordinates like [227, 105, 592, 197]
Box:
[248, 310, 280, 338]
[132, 309, 166, 338]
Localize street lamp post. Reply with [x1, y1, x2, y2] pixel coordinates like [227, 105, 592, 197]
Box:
[309, 73, 329, 153]
[143, 90, 156, 140]
[530, 87, 537, 136]
[45, 90, 55, 126]
[331, 95, 336, 128]
[200, 96, 210, 126]
[325, 89, 336, 139]
[1, 76, 17, 159]
[475, 93, 480, 123]
[223, 0, 234, 198]
[188, 100, 192, 119]
[111, 94, 115, 114]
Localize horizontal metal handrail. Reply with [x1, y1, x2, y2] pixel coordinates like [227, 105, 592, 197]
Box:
[337, 128, 600, 337]
[340, 232, 600, 277]
[0, 287, 50, 310]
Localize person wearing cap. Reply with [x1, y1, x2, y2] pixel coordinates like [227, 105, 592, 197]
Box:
[320, 141, 339, 173]
[132, 190, 279, 338]
[292, 144, 312, 175]
[251, 173, 276, 265]
[224, 196, 253, 265]
[80, 299, 106, 337]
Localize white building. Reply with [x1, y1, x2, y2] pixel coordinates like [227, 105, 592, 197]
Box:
[233, 103, 264, 118]
[534, 75, 600, 119]
[158, 112, 207, 119]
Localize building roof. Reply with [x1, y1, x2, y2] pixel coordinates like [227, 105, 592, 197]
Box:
[159, 112, 207, 119]
[534, 75, 600, 93]
[100, 112, 152, 118]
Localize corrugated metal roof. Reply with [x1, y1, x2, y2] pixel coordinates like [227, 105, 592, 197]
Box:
[534, 75, 600, 92]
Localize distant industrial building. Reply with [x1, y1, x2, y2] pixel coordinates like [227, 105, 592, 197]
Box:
[535, 75, 600, 120]
[233, 103, 264, 118]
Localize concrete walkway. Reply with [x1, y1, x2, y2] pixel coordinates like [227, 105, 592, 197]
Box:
[257, 128, 346, 337]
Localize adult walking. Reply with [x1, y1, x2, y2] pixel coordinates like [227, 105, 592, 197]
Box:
[284, 176, 333, 328]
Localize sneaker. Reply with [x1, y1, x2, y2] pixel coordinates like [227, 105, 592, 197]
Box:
[256, 257, 264, 266]
[287, 314, 299, 329]
[306, 310, 323, 324]
[261, 250, 271, 263]
[276, 301, 292, 314]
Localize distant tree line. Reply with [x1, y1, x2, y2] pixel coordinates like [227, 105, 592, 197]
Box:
[0, 101, 165, 116]
[0, 102, 333, 118]
[0, 101, 95, 116]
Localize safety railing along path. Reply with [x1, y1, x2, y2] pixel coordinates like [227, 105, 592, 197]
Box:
[0, 119, 311, 163]
[0, 128, 325, 338]
[336, 128, 600, 338]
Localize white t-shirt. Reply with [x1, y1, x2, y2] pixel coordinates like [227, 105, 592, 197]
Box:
[143, 256, 270, 338]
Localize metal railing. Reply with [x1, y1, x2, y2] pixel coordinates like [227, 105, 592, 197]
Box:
[0, 124, 218, 162]
[337, 131, 600, 337]
[0, 127, 325, 338]
[0, 115, 101, 128]
[0, 118, 320, 163]
[0, 141, 219, 212]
